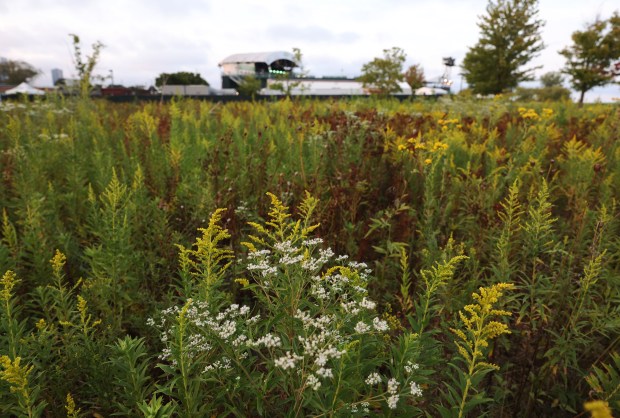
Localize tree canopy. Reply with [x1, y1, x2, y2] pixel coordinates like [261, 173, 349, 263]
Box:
[461, 0, 545, 95]
[539, 71, 564, 88]
[0, 60, 39, 85]
[236, 75, 262, 98]
[559, 12, 620, 104]
[404, 64, 425, 91]
[358, 47, 406, 96]
[155, 72, 209, 87]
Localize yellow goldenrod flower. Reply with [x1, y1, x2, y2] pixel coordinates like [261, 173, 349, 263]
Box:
[450, 282, 514, 418]
[50, 250, 67, 277]
[66, 392, 81, 418]
[0, 356, 32, 394]
[235, 278, 250, 287]
[584, 400, 612, 418]
[1, 270, 19, 302]
[424, 158, 432, 165]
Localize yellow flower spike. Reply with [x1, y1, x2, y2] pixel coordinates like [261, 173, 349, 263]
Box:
[424, 158, 432, 165]
[451, 282, 514, 418]
[66, 392, 81, 418]
[1, 270, 19, 302]
[50, 250, 67, 277]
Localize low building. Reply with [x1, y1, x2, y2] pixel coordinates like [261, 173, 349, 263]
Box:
[218, 51, 298, 89]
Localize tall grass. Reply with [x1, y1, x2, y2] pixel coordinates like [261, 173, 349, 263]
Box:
[0, 96, 618, 416]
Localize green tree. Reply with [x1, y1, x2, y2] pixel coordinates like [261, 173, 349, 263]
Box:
[559, 12, 620, 105]
[359, 47, 406, 96]
[69, 34, 105, 98]
[540, 71, 564, 87]
[514, 70, 571, 102]
[155, 72, 209, 87]
[0, 60, 39, 85]
[461, 0, 545, 95]
[236, 75, 262, 99]
[404, 63, 426, 92]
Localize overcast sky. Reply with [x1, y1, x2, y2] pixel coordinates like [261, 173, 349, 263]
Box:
[1, 0, 618, 101]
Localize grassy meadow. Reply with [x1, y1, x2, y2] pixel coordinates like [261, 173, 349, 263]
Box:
[0, 95, 619, 417]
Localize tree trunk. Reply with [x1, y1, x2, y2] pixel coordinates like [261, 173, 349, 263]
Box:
[578, 90, 586, 106]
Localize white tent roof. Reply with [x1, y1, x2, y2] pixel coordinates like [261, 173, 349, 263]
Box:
[4, 82, 45, 95]
[219, 51, 298, 66]
[415, 86, 447, 96]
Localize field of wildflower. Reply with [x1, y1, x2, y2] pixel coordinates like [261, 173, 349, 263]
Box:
[0, 95, 618, 417]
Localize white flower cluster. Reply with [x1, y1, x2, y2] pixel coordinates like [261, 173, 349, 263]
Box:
[151, 300, 254, 369]
[372, 317, 389, 332]
[247, 249, 271, 259]
[410, 381, 423, 397]
[350, 402, 371, 414]
[405, 361, 420, 374]
[301, 247, 334, 271]
[316, 367, 333, 378]
[251, 333, 282, 349]
[247, 259, 277, 277]
[203, 357, 232, 372]
[311, 282, 329, 300]
[365, 372, 382, 386]
[387, 394, 399, 410]
[302, 238, 324, 246]
[314, 346, 344, 367]
[274, 240, 297, 254]
[274, 351, 303, 370]
[306, 374, 321, 391]
[387, 378, 400, 409]
[359, 297, 376, 310]
[280, 253, 304, 265]
[340, 300, 360, 315]
[354, 321, 370, 333]
[294, 310, 334, 331]
[186, 333, 212, 354]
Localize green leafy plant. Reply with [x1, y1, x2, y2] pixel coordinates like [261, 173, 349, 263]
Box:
[152, 193, 426, 416]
